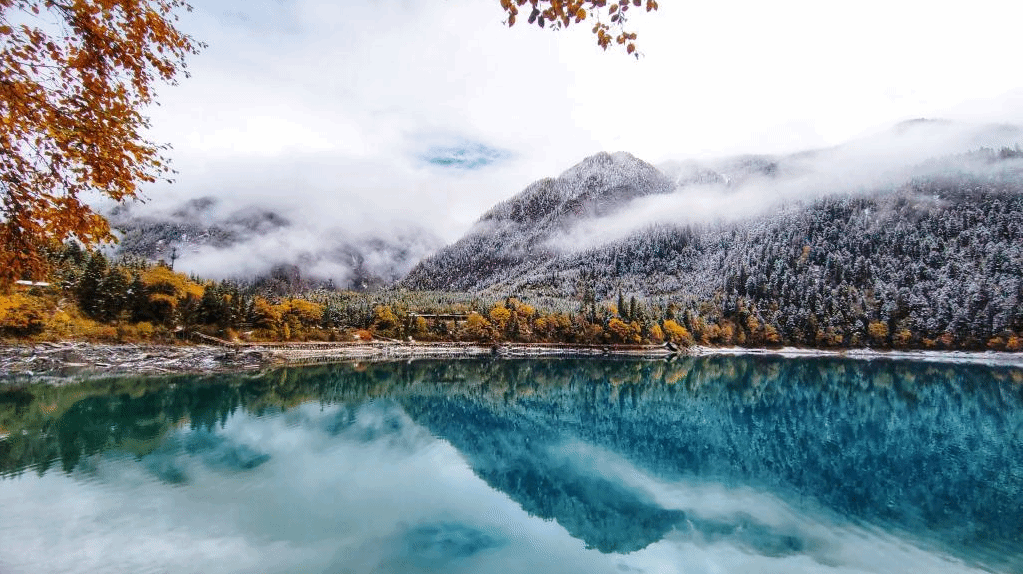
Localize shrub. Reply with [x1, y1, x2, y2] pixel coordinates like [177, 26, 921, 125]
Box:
[0, 294, 48, 337]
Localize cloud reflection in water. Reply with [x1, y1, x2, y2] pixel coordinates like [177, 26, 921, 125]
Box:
[0, 357, 1019, 574]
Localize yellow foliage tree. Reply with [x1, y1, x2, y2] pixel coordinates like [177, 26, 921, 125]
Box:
[489, 305, 512, 331]
[250, 297, 281, 331]
[412, 315, 428, 337]
[606, 317, 641, 344]
[867, 321, 889, 346]
[1006, 335, 1021, 351]
[140, 265, 202, 325]
[0, 0, 202, 286]
[0, 292, 47, 336]
[893, 328, 913, 348]
[279, 298, 322, 339]
[661, 319, 693, 346]
[371, 304, 399, 337]
[462, 312, 495, 342]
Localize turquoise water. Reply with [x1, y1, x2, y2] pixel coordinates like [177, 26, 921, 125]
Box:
[1, 357, 1021, 573]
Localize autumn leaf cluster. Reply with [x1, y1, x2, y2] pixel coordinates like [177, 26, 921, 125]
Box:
[499, 0, 658, 55]
[0, 0, 201, 286]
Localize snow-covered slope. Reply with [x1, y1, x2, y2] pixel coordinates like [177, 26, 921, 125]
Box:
[400, 143, 1023, 347]
[401, 151, 675, 290]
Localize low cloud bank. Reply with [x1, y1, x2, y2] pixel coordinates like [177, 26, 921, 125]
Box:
[551, 120, 1023, 252]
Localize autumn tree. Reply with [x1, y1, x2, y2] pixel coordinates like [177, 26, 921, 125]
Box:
[462, 312, 496, 342]
[499, 0, 658, 56]
[606, 317, 641, 344]
[371, 304, 399, 337]
[137, 264, 202, 326]
[661, 319, 693, 346]
[0, 0, 201, 286]
[0, 291, 47, 335]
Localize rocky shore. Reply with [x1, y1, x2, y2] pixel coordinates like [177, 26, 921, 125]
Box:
[3, 340, 1022, 383]
[0, 342, 268, 381]
[0, 340, 676, 381]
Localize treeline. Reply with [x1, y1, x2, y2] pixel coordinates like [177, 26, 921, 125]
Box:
[6, 168, 1023, 353]
[0, 244, 703, 346]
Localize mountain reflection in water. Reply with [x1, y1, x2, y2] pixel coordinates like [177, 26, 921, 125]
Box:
[0, 357, 1021, 574]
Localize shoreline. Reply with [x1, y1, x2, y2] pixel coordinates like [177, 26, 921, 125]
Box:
[2, 340, 1023, 382]
[687, 345, 1023, 368]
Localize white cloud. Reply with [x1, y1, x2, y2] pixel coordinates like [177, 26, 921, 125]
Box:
[551, 120, 1023, 252]
[127, 0, 1023, 278]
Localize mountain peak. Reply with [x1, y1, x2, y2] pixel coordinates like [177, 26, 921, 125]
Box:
[401, 151, 675, 291]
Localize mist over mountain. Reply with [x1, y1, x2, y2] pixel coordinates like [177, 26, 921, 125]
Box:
[401, 151, 675, 291]
[109, 196, 443, 291]
[402, 121, 1023, 348]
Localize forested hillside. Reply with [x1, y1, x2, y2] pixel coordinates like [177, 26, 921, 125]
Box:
[5, 143, 1023, 351]
[404, 148, 1023, 349]
[402, 151, 675, 291]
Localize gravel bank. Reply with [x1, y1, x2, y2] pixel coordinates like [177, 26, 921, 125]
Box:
[0, 340, 676, 381]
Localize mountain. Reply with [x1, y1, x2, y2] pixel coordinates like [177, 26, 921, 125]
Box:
[401, 137, 1023, 348]
[401, 151, 675, 291]
[109, 197, 443, 291]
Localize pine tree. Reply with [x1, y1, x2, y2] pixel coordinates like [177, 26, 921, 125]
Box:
[77, 252, 109, 319]
[128, 273, 149, 323]
[96, 268, 130, 322]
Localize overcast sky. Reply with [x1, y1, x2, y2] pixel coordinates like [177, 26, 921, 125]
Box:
[140, 0, 1023, 242]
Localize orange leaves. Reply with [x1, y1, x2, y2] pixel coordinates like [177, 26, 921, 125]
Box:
[499, 0, 657, 57]
[0, 0, 202, 287]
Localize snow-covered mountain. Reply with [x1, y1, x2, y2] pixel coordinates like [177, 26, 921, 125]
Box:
[401, 151, 675, 291]
[401, 130, 1023, 347]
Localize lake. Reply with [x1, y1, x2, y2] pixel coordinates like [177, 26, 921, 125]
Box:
[1, 356, 1021, 573]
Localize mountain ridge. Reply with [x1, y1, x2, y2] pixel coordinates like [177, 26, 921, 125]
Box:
[402, 151, 675, 291]
[399, 134, 1023, 348]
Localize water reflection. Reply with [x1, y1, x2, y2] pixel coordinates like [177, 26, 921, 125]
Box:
[0, 357, 1021, 573]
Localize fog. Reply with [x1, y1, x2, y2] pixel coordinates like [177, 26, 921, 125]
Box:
[118, 0, 597, 283]
[551, 119, 1023, 253]
[111, 0, 1023, 283]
